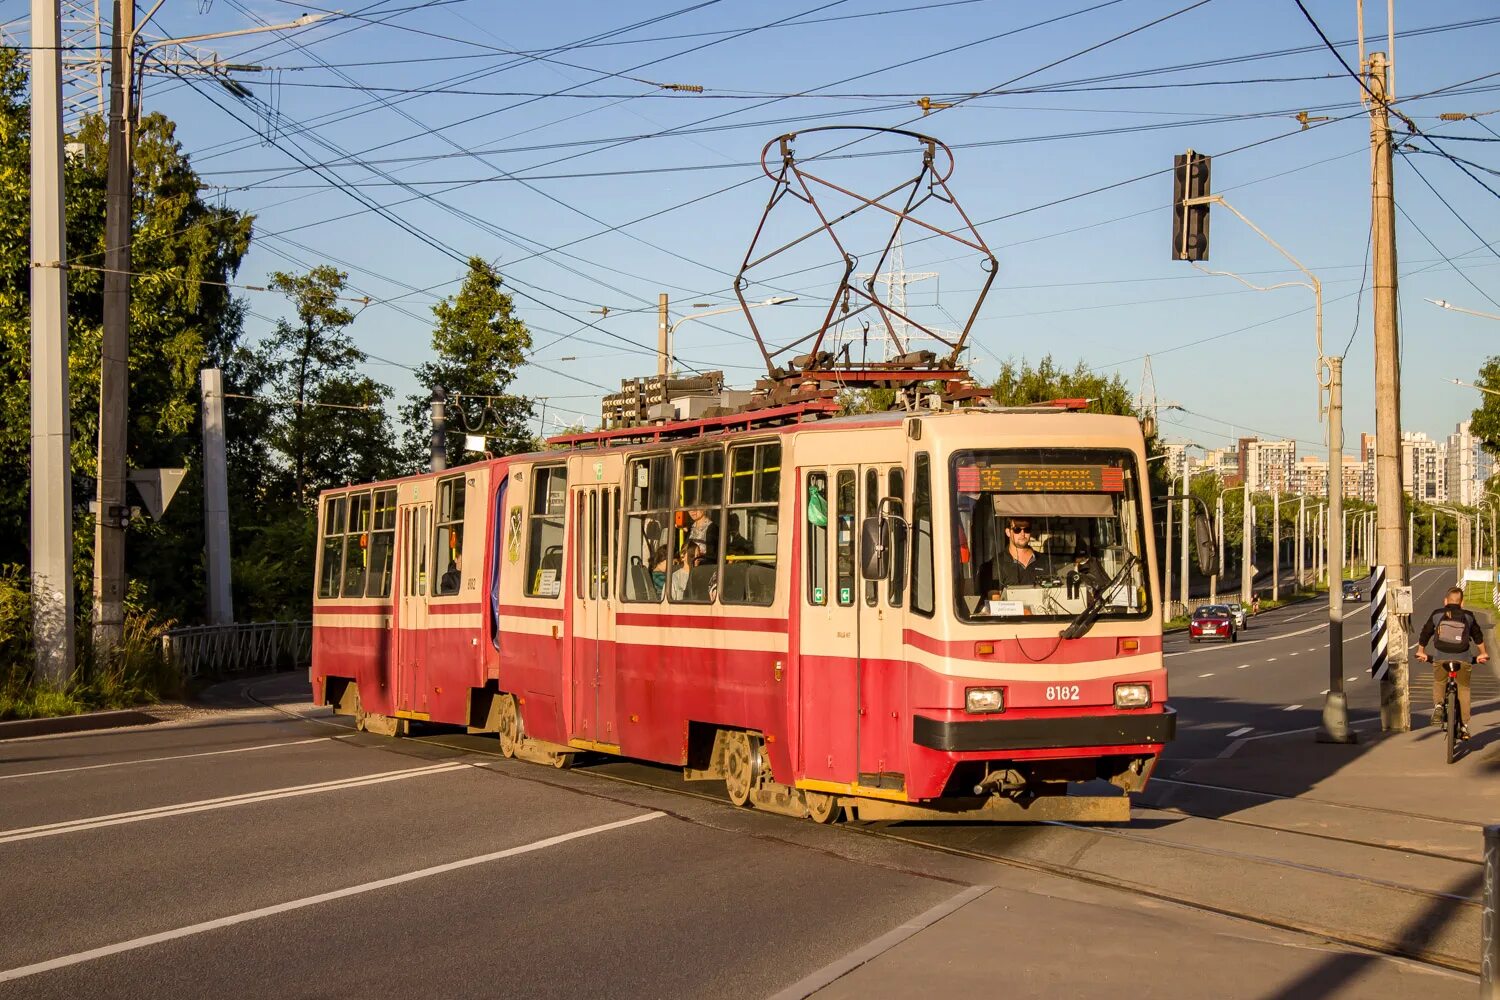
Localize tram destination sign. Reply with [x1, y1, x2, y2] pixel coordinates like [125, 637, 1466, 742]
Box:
[958, 465, 1124, 493]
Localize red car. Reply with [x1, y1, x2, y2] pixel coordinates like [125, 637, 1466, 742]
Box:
[1189, 604, 1238, 643]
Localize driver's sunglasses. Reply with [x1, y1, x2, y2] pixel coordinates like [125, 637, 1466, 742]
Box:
[1008, 524, 1032, 535]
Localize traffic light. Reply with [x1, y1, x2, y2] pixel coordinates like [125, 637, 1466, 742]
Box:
[1171, 150, 1212, 261]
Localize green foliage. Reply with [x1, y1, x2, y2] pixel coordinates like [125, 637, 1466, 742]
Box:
[836, 387, 898, 414]
[988, 355, 1137, 414]
[1472, 355, 1500, 458]
[402, 257, 535, 468]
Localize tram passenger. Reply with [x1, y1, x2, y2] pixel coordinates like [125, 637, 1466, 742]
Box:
[439, 551, 462, 595]
[670, 542, 699, 601]
[650, 545, 669, 595]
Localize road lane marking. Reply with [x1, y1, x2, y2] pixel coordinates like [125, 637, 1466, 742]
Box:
[0, 811, 665, 985]
[1199, 673, 1214, 678]
[1226, 727, 1253, 738]
[1321, 689, 1330, 695]
[0, 737, 333, 781]
[1289, 652, 1298, 657]
[1267, 657, 1277, 662]
[1237, 664, 1249, 669]
[0, 762, 468, 844]
[1283, 705, 1302, 711]
[1347, 676, 1358, 682]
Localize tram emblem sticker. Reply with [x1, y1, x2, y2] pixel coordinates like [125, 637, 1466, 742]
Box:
[594, 460, 604, 482]
[507, 506, 522, 564]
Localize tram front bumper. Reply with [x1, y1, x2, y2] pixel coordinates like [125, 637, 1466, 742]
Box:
[912, 707, 1176, 753]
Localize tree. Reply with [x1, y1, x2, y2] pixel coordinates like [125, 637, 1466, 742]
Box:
[0, 47, 253, 622]
[989, 355, 1137, 414]
[1471, 355, 1500, 458]
[248, 266, 399, 505]
[402, 257, 534, 469]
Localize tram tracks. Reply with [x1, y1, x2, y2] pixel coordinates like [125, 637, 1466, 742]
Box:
[243, 684, 1481, 978]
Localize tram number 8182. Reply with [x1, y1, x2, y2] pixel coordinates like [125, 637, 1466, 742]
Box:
[1046, 685, 1081, 701]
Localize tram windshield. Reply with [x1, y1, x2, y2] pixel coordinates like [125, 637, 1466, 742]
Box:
[950, 448, 1150, 623]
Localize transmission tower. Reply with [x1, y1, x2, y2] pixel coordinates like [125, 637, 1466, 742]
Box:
[60, 0, 107, 123]
[850, 235, 943, 363]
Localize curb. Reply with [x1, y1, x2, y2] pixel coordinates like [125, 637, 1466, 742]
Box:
[0, 708, 163, 741]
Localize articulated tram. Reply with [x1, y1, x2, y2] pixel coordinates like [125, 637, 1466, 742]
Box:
[311, 405, 1173, 822]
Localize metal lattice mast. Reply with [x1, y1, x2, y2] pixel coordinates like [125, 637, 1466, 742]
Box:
[60, 0, 106, 122]
[853, 234, 940, 362]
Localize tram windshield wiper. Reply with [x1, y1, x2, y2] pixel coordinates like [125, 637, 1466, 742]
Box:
[1060, 553, 1138, 641]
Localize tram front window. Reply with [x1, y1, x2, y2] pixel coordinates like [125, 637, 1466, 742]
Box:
[950, 449, 1150, 623]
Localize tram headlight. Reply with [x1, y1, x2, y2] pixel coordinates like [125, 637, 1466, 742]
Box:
[1114, 683, 1151, 709]
[964, 687, 1005, 714]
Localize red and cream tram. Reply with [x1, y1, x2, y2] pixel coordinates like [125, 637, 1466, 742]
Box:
[311, 405, 1173, 822]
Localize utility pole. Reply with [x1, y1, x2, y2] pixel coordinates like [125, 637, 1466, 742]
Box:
[1318, 355, 1354, 743]
[200, 368, 232, 625]
[1368, 50, 1411, 732]
[1164, 479, 1175, 624]
[1180, 462, 1192, 610]
[429, 387, 447, 472]
[1272, 490, 1281, 601]
[1241, 489, 1253, 605]
[31, 0, 75, 683]
[657, 293, 669, 379]
[1212, 489, 1224, 604]
[94, 0, 134, 651]
[1298, 494, 1306, 587]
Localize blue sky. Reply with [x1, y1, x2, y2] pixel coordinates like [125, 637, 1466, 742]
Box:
[19, 0, 1500, 448]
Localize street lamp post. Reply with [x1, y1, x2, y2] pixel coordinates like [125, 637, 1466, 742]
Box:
[665, 296, 797, 377]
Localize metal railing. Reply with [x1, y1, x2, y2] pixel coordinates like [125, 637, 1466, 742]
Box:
[162, 621, 311, 679]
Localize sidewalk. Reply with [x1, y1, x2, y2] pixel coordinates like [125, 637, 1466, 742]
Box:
[796, 690, 1495, 999]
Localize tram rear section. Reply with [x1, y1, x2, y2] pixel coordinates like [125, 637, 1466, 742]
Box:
[312, 410, 1195, 824]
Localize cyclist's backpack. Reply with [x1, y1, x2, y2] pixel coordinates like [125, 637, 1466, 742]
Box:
[1433, 610, 1471, 654]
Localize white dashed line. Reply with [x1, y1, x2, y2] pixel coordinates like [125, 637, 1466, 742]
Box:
[1237, 664, 1249, 669]
[1267, 657, 1277, 662]
[1321, 689, 1330, 695]
[1289, 652, 1299, 657]
[1346, 676, 1357, 682]
[1227, 727, 1254, 738]
[1283, 704, 1302, 711]
[1199, 673, 1214, 678]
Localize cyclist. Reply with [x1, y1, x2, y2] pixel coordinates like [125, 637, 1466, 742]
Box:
[1415, 586, 1490, 739]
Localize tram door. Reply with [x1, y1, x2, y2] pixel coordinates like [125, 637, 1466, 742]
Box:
[856, 465, 907, 789]
[798, 466, 861, 782]
[569, 483, 620, 746]
[395, 497, 432, 715]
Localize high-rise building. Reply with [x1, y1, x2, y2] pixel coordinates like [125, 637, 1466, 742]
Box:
[1240, 438, 1297, 493]
[1445, 420, 1495, 506]
[1402, 431, 1446, 502]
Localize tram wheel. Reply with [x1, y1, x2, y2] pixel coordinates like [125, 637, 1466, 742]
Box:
[496, 695, 522, 759]
[804, 790, 840, 824]
[722, 730, 760, 807]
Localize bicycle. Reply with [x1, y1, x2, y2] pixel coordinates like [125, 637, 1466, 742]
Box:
[1435, 659, 1466, 765]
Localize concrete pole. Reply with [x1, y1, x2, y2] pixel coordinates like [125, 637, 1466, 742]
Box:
[1318, 355, 1353, 742]
[1368, 51, 1410, 732]
[94, 0, 134, 652]
[657, 293, 669, 379]
[1432, 510, 1437, 560]
[429, 387, 447, 472]
[200, 369, 233, 625]
[1408, 509, 1414, 564]
[1180, 463, 1192, 609]
[1297, 495, 1306, 587]
[30, 0, 75, 684]
[1272, 491, 1281, 601]
[1241, 489, 1253, 605]
[1164, 476, 1175, 623]
[1212, 490, 1224, 603]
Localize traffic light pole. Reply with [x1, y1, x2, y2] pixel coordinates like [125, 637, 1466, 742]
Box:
[1171, 178, 1351, 741]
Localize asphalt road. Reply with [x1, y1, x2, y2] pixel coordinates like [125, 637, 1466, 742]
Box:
[1163, 564, 1490, 759]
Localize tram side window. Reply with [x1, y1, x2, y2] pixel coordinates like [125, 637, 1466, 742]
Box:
[722, 442, 779, 606]
[912, 453, 935, 616]
[671, 447, 724, 604]
[622, 455, 671, 603]
[340, 491, 373, 598]
[434, 476, 467, 596]
[863, 469, 879, 607]
[318, 495, 348, 599]
[806, 472, 828, 605]
[365, 489, 397, 599]
[835, 470, 856, 607]
[525, 466, 567, 598]
[887, 469, 907, 608]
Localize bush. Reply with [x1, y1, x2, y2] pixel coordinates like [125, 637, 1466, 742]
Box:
[0, 565, 182, 720]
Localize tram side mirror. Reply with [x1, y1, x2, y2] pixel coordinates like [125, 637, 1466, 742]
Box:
[1193, 508, 1219, 577]
[860, 516, 888, 580]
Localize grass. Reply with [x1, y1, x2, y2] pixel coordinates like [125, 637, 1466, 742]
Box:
[0, 566, 182, 721]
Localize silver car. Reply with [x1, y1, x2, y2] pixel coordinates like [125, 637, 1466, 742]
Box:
[1225, 603, 1247, 629]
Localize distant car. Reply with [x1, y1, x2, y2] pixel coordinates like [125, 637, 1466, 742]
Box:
[1190, 604, 1238, 643]
[1225, 603, 1247, 629]
[1342, 581, 1364, 602]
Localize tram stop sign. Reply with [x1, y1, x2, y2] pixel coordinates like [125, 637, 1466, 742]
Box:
[128, 468, 186, 521]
